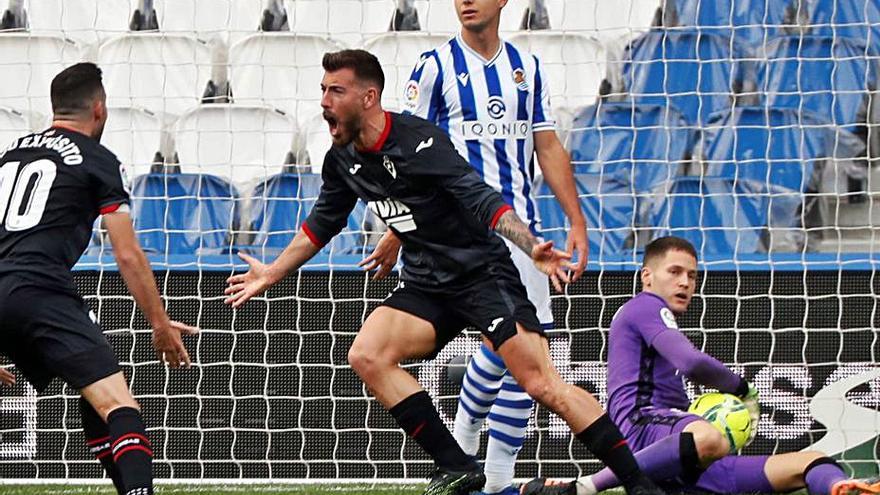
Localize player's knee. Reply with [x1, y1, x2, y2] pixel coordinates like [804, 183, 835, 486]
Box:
[519, 373, 561, 410]
[348, 340, 390, 379]
[690, 421, 729, 463]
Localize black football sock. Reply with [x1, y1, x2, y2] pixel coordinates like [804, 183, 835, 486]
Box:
[107, 407, 153, 495]
[79, 398, 125, 495]
[576, 414, 646, 489]
[389, 391, 477, 471]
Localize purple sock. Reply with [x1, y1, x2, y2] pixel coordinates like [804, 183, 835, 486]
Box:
[805, 458, 848, 495]
[591, 433, 694, 491]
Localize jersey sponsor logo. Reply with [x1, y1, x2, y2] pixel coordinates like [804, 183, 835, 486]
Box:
[382, 155, 397, 179]
[368, 198, 417, 232]
[512, 68, 529, 91]
[459, 120, 530, 140]
[487, 317, 504, 334]
[349, 163, 362, 175]
[415, 137, 434, 153]
[404, 80, 420, 111]
[487, 96, 506, 119]
[660, 307, 678, 329]
[457, 72, 470, 86]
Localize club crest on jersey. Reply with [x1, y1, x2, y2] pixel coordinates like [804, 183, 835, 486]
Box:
[382, 155, 397, 179]
[368, 198, 417, 232]
[512, 68, 529, 91]
[487, 96, 506, 119]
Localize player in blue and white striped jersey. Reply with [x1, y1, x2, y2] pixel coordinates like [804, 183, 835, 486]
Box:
[360, 1, 589, 494]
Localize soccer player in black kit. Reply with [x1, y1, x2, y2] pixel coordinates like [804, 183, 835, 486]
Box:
[224, 50, 664, 495]
[0, 63, 195, 495]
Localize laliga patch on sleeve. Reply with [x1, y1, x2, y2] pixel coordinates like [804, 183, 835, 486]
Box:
[403, 80, 419, 110]
[660, 307, 678, 329]
[119, 162, 132, 195]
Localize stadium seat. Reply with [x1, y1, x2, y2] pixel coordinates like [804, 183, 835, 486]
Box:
[152, 0, 264, 46]
[246, 172, 373, 256]
[98, 33, 213, 117]
[0, 107, 32, 150]
[543, 0, 659, 42]
[172, 104, 298, 186]
[666, 0, 788, 47]
[25, 0, 134, 46]
[0, 34, 82, 116]
[285, 0, 396, 47]
[301, 112, 332, 172]
[645, 176, 805, 254]
[758, 35, 877, 133]
[103, 106, 163, 178]
[130, 172, 240, 255]
[702, 106, 832, 193]
[229, 33, 342, 126]
[363, 32, 451, 109]
[622, 29, 744, 127]
[805, 0, 880, 53]
[507, 31, 607, 110]
[567, 101, 692, 193]
[536, 173, 636, 259]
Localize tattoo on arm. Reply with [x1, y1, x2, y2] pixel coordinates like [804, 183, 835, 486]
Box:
[495, 210, 538, 256]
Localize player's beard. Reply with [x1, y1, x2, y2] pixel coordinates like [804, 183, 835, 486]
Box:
[324, 111, 361, 147]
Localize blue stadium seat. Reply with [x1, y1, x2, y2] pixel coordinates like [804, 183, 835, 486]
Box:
[702, 106, 832, 193]
[646, 176, 804, 254]
[667, 0, 788, 47]
[805, 0, 880, 54]
[247, 173, 372, 256]
[622, 29, 745, 126]
[568, 101, 692, 193]
[131, 173, 240, 255]
[758, 35, 877, 132]
[536, 173, 636, 260]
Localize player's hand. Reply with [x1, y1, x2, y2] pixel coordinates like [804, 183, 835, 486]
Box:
[531, 240, 573, 293]
[224, 252, 279, 308]
[0, 367, 15, 386]
[359, 230, 401, 280]
[566, 223, 588, 282]
[741, 381, 760, 446]
[153, 320, 197, 368]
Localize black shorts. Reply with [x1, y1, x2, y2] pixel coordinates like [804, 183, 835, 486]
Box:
[382, 259, 544, 358]
[0, 274, 121, 392]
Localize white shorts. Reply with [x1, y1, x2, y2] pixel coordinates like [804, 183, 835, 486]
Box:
[502, 237, 554, 327]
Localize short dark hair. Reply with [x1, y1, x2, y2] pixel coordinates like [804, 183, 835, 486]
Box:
[643, 236, 698, 266]
[50, 62, 105, 116]
[322, 49, 385, 94]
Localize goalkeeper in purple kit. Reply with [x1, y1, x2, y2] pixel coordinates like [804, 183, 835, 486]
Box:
[522, 237, 879, 495]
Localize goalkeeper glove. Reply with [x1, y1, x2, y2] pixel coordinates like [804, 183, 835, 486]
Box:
[740, 381, 760, 446]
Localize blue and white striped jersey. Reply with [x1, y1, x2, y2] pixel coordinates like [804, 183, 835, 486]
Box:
[401, 33, 555, 236]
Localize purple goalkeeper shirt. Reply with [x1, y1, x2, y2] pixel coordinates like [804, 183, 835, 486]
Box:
[607, 292, 744, 426]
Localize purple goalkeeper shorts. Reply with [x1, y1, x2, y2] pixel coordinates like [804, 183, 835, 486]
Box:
[622, 407, 774, 494]
[620, 406, 703, 452]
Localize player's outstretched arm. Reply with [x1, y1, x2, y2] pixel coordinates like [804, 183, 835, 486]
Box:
[104, 211, 197, 368]
[534, 130, 588, 281]
[495, 210, 573, 292]
[224, 230, 321, 308]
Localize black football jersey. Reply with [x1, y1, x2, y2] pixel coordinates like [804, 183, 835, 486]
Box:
[304, 112, 516, 287]
[0, 127, 130, 291]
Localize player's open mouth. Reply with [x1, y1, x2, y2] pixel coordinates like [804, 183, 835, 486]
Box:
[324, 113, 339, 136]
[675, 292, 689, 303]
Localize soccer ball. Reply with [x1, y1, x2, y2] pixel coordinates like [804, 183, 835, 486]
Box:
[688, 392, 752, 453]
